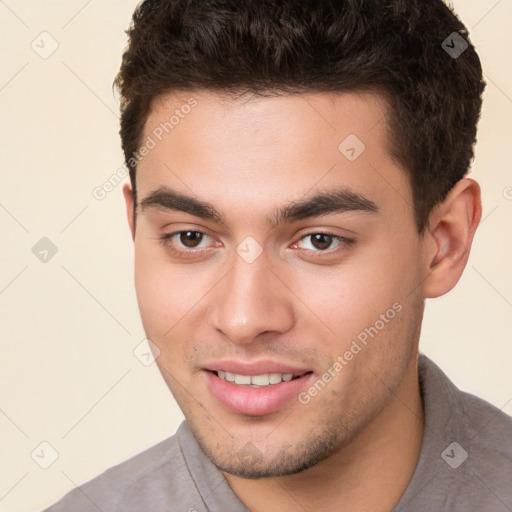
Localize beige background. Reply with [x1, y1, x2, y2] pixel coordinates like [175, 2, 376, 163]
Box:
[0, 1, 511, 510]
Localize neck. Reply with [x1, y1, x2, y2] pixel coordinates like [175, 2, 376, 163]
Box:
[223, 355, 424, 512]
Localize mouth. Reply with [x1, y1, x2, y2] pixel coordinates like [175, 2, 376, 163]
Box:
[203, 365, 314, 416]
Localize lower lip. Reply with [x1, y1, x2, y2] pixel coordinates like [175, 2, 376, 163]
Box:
[205, 371, 313, 416]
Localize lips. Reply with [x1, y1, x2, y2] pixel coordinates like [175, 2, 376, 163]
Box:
[203, 360, 313, 416]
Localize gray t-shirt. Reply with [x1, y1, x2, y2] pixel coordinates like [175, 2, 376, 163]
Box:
[44, 354, 512, 511]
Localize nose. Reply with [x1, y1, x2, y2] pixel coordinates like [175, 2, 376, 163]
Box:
[209, 252, 295, 344]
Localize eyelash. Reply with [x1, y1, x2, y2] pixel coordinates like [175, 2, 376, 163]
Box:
[158, 230, 355, 259]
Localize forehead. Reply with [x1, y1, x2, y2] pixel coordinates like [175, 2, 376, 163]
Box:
[144, 89, 390, 152]
[136, 90, 411, 225]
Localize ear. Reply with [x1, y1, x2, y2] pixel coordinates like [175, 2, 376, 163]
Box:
[422, 178, 482, 298]
[123, 183, 136, 241]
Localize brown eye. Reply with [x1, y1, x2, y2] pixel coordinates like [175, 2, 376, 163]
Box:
[179, 231, 204, 248]
[294, 232, 354, 256]
[158, 230, 218, 259]
[310, 233, 334, 250]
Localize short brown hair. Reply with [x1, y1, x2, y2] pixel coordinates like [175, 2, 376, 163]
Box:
[114, 0, 485, 233]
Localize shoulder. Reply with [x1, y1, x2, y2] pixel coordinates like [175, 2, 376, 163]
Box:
[456, 386, 512, 473]
[419, 353, 512, 457]
[419, 353, 512, 436]
[43, 427, 200, 512]
[415, 354, 512, 510]
[458, 386, 512, 438]
[446, 386, 512, 510]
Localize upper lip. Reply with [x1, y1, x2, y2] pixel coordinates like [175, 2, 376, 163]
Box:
[203, 359, 312, 376]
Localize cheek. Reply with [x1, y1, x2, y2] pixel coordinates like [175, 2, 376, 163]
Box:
[133, 255, 213, 380]
[291, 236, 422, 350]
[353, 227, 423, 303]
[133, 242, 208, 339]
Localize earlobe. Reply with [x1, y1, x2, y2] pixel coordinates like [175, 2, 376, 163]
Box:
[422, 178, 482, 298]
[122, 183, 136, 241]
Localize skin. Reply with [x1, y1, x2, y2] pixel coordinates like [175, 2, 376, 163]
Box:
[122, 90, 481, 511]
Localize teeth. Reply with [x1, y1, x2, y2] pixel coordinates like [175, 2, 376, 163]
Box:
[216, 371, 299, 386]
[269, 373, 283, 384]
[234, 374, 251, 385]
[251, 374, 271, 386]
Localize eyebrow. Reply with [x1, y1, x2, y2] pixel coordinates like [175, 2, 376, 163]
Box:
[139, 186, 379, 227]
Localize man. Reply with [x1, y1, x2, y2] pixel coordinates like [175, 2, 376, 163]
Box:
[45, 0, 512, 510]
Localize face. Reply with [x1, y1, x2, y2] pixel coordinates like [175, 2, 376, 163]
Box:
[125, 90, 428, 478]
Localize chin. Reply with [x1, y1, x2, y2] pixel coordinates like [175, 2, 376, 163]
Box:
[194, 423, 346, 479]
